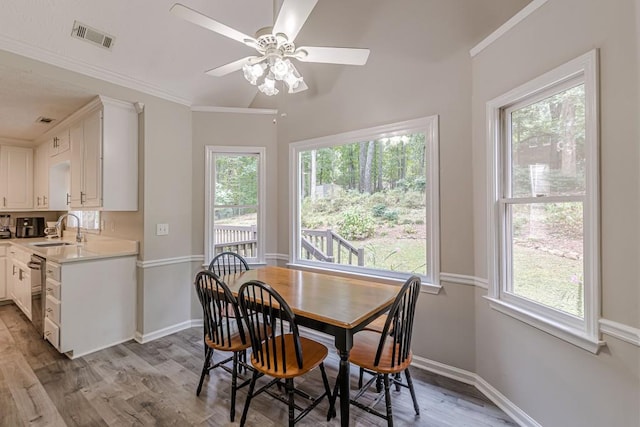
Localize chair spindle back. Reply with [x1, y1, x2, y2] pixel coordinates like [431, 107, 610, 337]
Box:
[195, 270, 246, 348]
[238, 280, 303, 372]
[375, 276, 421, 368]
[208, 252, 250, 277]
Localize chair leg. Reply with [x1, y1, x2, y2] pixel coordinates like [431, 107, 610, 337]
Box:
[376, 374, 383, 393]
[358, 367, 364, 389]
[329, 372, 340, 420]
[196, 347, 213, 396]
[240, 370, 259, 427]
[383, 374, 394, 427]
[230, 352, 238, 422]
[394, 372, 401, 392]
[405, 368, 420, 415]
[286, 378, 295, 427]
[319, 363, 334, 420]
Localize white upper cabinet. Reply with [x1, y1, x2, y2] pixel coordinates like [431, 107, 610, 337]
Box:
[34, 142, 49, 209]
[69, 96, 138, 210]
[49, 129, 70, 158]
[0, 146, 33, 210]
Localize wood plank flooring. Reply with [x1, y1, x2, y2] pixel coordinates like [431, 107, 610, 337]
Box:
[0, 304, 516, 426]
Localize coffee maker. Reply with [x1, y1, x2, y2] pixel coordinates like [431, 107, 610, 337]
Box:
[0, 214, 10, 239]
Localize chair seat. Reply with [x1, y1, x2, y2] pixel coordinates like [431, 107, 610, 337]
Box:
[251, 334, 328, 379]
[349, 330, 412, 374]
[363, 314, 388, 333]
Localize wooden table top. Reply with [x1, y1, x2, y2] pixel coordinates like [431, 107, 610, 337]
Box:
[220, 266, 399, 330]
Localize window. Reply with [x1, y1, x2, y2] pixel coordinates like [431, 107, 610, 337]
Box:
[487, 50, 602, 352]
[67, 210, 100, 233]
[290, 116, 439, 286]
[205, 146, 265, 264]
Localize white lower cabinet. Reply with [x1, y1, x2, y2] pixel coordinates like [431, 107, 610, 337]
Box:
[44, 256, 136, 358]
[8, 245, 32, 320]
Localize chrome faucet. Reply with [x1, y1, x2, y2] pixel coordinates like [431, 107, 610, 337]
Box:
[56, 213, 83, 243]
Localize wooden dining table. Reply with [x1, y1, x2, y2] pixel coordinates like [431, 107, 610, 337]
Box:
[220, 265, 399, 426]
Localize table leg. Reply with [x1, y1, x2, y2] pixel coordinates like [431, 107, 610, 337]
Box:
[338, 349, 350, 426]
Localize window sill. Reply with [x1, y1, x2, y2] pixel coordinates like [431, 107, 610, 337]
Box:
[484, 296, 606, 354]
[287, 263, 442, 295]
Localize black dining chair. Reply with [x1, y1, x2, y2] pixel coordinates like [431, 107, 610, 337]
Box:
[237, 280, 334, 427]
[331, 275, 422, 426]
[194, 270, 254, 422]
[208, 251, 250, 277]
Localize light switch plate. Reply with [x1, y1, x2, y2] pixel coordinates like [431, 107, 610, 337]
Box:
[156, 223, 169, 236]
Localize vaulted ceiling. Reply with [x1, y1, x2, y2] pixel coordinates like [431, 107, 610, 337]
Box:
[0, 0, 530, 144]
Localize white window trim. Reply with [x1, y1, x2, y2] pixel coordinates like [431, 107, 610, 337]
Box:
[288, 116, 440, 287]
[485, 49, 604, 353]
[204, 146, 266, 264]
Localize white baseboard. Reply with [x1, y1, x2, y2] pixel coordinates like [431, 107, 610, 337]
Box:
[135, 319, 201, 343]
[69, 335, 135, 359]
[411, 355, 541, 427]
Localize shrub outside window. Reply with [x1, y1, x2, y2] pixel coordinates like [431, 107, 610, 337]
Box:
[290, 116, 439, 286]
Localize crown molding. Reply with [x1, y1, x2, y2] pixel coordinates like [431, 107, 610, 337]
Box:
[191, 106, 277, 115]
[0, 33, 192, 106]
[470, 0, 549, 58]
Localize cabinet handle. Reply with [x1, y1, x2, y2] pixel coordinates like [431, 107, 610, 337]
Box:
[2, 197, 5, 207]
[19, 270, 23, 281]
[47, 308, 52, 313]
[47, 287, 53, 292]
[66, 193, 71, 206]
[45, 331, 51, 337]
[36, 196, 41, 206]
[43, 196, 47, 205]
[12, 265, 16, 275]
[81, 192, 86, 204]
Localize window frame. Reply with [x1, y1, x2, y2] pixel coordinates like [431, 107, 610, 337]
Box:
[486, 50, 603, 353]
[288, 116, 440, 289]
[204, 146, 266, 265]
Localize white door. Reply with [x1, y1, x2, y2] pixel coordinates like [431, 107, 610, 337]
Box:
[35, 143, 49, 209]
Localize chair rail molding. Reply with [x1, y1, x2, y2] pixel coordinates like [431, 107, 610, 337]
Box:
[599, 319, 640, 347]
[136, 255, 204, 269]
[440, 272, 489, 289]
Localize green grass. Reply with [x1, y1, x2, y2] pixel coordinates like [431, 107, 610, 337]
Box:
[329, 237, 426, 275]
[512, 246, 583, 318]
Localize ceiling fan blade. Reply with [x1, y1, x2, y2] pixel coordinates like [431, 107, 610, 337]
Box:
[170, 3, 256, 46]
[272, 0, 318, 42]
[205, 56, 258, 77]
[295, 46, 370, 65]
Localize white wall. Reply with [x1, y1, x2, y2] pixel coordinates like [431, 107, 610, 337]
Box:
[471, 0, 640, 425]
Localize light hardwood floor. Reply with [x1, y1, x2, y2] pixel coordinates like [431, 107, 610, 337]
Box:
[0, 303, 516, 426]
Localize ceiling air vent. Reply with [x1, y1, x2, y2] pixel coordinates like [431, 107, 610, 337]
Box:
[35, 116, 55, 124]
[71, 21, 115, 50]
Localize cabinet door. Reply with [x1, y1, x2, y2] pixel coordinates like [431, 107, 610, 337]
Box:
[82, 110, 102, 208]
[34, 143, 49, 209]
[0, 257, 6, 300]
[69, 122, 84, 208]
[0, 146, 33, 210]
[49, 130, 70, 157]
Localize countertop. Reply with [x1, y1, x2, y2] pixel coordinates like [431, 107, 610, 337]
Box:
[1, 235, 138, 264]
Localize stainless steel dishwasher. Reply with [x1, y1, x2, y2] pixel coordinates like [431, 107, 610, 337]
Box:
[27, 254, 46, 335]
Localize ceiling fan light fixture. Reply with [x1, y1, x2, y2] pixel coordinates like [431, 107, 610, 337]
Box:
[271, 58, 290, 80]
[242, 62, 266, 85]
[258, 75, 279, 96]
[284, 62, 304, 92]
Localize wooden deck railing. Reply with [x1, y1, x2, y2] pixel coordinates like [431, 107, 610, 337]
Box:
[301, 229, 365, 266]
[213, 225, 257, 258]
[213, 225, 365, 267]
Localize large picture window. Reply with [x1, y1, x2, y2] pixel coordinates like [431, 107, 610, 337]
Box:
[205, 146, 265, 264]
[290, 117, 439, 286]
[487, 50, 602, 352]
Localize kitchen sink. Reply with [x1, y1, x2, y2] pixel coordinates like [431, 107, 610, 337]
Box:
[30, 242, 74, 248]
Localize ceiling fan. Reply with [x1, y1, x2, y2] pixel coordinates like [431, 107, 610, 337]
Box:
[170, 0, 370, 95]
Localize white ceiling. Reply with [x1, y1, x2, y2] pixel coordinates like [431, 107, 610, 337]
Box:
[0, 0, 530, 144]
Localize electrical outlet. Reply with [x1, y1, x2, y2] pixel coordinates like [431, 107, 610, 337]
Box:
[156, 223, 169, 236]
